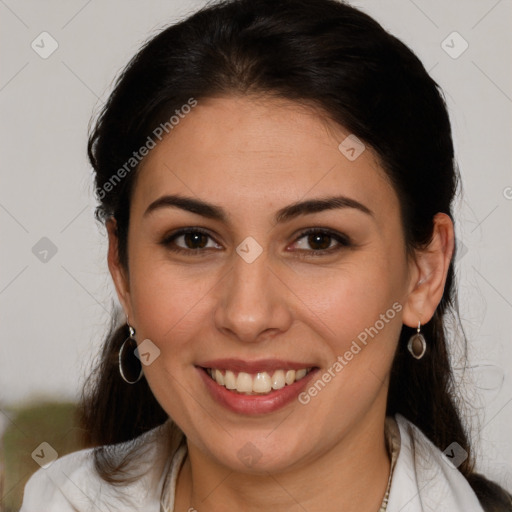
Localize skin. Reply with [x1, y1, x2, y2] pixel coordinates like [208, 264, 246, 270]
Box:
[107, 95, 454, 511]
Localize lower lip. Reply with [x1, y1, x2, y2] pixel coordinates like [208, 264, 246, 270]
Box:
[197, 367, 318, 415]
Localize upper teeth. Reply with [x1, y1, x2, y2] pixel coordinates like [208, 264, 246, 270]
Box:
[207, 368, 310, 395]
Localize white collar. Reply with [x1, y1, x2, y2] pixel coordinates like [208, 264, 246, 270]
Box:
[387, 414, 484, 512]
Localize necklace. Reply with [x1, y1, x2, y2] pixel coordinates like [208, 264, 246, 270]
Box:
[379, 416, 401, 511]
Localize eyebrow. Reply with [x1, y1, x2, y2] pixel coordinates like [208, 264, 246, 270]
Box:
[143, 194, 373, 223]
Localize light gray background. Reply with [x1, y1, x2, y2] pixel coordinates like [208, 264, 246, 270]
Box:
[1, 0, 511, 489]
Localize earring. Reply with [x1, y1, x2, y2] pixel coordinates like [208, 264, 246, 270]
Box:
[407, 321, 427, 360]
[119, 324, 143, 384]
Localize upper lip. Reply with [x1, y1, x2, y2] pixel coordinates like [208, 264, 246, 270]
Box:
[197, 358, 317, 374]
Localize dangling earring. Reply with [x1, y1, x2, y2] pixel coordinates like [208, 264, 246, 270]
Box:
[407, 321, 427, 360]
[119, 324, 143, 384]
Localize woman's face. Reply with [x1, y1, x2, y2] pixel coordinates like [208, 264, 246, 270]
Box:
[112, 95, 416, 473]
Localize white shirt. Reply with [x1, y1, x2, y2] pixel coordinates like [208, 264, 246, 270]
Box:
[20, 414, 484, 512]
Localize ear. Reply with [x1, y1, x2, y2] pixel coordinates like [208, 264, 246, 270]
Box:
[106, 217, 133, 321]
[402, 213, 455, 328]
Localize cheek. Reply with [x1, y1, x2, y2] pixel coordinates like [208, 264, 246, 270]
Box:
[286, 252, 405, 350]
[293, 258, 404, 426]
[127, 252, 224, 362]
[126, 258, 215, 420]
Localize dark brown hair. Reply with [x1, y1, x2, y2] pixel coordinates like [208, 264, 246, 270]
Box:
[80, 0, 511, 508]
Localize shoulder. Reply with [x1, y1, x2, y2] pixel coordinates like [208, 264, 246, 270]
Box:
[20, 422, 177, 512]
[20, 447, 97, 511]
[387, 414, 485, 512]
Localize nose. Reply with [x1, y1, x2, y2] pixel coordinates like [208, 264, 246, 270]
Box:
[213, 249, 293, 344]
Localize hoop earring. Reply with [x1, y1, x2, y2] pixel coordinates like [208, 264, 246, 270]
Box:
[119, 324, 143, 384]
[407, 321, 427, 360]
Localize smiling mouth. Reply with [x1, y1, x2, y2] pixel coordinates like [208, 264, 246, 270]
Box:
[203, 367, 314, 395]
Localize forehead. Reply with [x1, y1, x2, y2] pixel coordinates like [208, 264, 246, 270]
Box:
[132, 95, 398, 222]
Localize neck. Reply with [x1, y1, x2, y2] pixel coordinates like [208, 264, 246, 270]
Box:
[175, 407, 391, 512]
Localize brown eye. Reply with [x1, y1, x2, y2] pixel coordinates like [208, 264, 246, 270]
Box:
[161, 228, 222, 254]
[182, 231, 209, 249]
[291, 228, 351, 255]
[307, 232, 333, 251]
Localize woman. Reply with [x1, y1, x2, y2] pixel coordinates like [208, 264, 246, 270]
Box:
[20, 0, 511, 510]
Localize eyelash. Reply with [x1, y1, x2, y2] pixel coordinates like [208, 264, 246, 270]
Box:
[160, 227, 352, 258]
